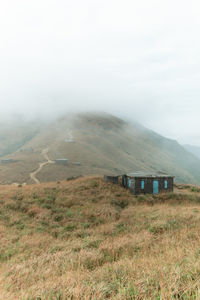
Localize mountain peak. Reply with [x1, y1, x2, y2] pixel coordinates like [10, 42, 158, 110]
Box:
[0, 112, 200, 184]
[73, 112, 126, 131]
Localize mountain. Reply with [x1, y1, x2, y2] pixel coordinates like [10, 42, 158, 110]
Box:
[0, 112, 200, 184]
[183, 144, 200, 160]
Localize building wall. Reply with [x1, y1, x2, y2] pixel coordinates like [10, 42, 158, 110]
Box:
[55, 159, 68, 165]
[0, 159, 14, 164]
[104, 175, 119, 184]
[123, 176, 174, 195]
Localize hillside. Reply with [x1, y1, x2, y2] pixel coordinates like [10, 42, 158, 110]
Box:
[184, 144, 200, 160]
[1, 176, 200, 299]
[0, 118, 43, 157]
[0, 112, 200, 184]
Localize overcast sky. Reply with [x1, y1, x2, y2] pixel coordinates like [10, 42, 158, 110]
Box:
[0, 0, 200, 144]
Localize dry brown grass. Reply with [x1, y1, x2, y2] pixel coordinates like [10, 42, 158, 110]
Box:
[0, 177, 200, 299]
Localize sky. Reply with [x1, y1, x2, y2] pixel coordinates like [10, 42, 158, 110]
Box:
[0, 0, 200, 145]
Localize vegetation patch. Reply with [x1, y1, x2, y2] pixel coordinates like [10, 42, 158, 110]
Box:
[148, 219, 180, 234]
[63, 224, 77, 232]
[190, 186, 200, 193]
[1, 177, 200, 299]
[110, 198, 129, 209]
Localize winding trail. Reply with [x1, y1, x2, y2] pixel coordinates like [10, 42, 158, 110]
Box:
[29, 131, 74, 184]
[68, 130, 73, 140]
[65, 130, 74, 142]
[30, 148, 54, 184]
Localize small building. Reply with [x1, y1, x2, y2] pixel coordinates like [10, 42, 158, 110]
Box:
[55, 159, 68, 165]
[72, 162, 81, 166]
[0, 159, 15, 164]
[104, 175, 119, 184]
[122, 172, 174, 195]
[20, 147, 33, 152]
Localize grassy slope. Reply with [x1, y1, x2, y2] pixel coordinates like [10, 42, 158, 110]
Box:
[23, 113, 200, 184]
[42, 113, 200, 184]
[0, 113, 200, 184]
[0, 119, 42, 157]
[184, 144, 200, 160]
[1, 177, 200, 299]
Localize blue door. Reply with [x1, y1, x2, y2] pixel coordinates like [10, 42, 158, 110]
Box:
[153, 180, 159, 194]
[128, 178, 132, 188]
[164, 180, 168, 189]
[141, 180, 144, 189]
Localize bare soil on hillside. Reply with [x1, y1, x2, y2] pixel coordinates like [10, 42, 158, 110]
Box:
[29, 148, 54, 184]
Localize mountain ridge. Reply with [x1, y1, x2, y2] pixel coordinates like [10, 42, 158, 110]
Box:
[183, 144, 200, 160]
[0, 112, 200, 184]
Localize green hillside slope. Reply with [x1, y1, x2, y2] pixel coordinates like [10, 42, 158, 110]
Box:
[183, 144, 200, 160]
[0, 112, 200, 184]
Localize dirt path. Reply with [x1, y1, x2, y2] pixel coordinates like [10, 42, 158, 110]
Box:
[30, 148, 54, 184]
[68, 130, 73, 140]
[30, 130, 74, 184]
[65, 130, 74, 142]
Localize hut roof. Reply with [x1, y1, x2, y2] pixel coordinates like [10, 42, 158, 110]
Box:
[55, 159, 68, 161]
[127, 171, 174, 178]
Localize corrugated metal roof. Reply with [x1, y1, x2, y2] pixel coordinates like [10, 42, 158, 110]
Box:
[55, 159, 68, 161]
[127, 171, 174, 178]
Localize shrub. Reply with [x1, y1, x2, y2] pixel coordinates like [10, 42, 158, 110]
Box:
[76, 232, 90, 238]
[63, 224, 77, 232]
[41, 203, 52, 209]
[19, 204, 28, 213]
[114, 223, 127, 234]
[91, 180, 98, 188]
[82, 223, 90, 229]
[28, 207, 40, 217]
[16, 223, 25, 230]
[88, 214, 96, 223]
[137, 195, 148, 202]
[66, 210, 73, 217]
[50, 245, 62, 254]
[0, 245, 18, 262]
[6, 202, 20, 210]
[148, 220, 179, 234]
[54, 215, 63, 222]
[110, 198, 129, 209]
[12, 193, 23, 201]
[45, 195, 56, 205]
[86, 240, 101, 249]
[37, 226, 46, 232]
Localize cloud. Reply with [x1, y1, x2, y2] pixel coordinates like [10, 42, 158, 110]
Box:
[0, 0, 200, 144]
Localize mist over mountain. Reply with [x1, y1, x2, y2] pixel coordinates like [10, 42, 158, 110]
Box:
[1, 1, 200, 146]
[0, 112, 199, 185]
[183, 144, 200, 160]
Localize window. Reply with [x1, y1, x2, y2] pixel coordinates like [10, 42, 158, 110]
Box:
[164, 180, 168, 189]
[141, 180, 144, 189]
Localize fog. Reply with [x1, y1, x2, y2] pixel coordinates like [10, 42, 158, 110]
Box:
[1, 0, 200, 145]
